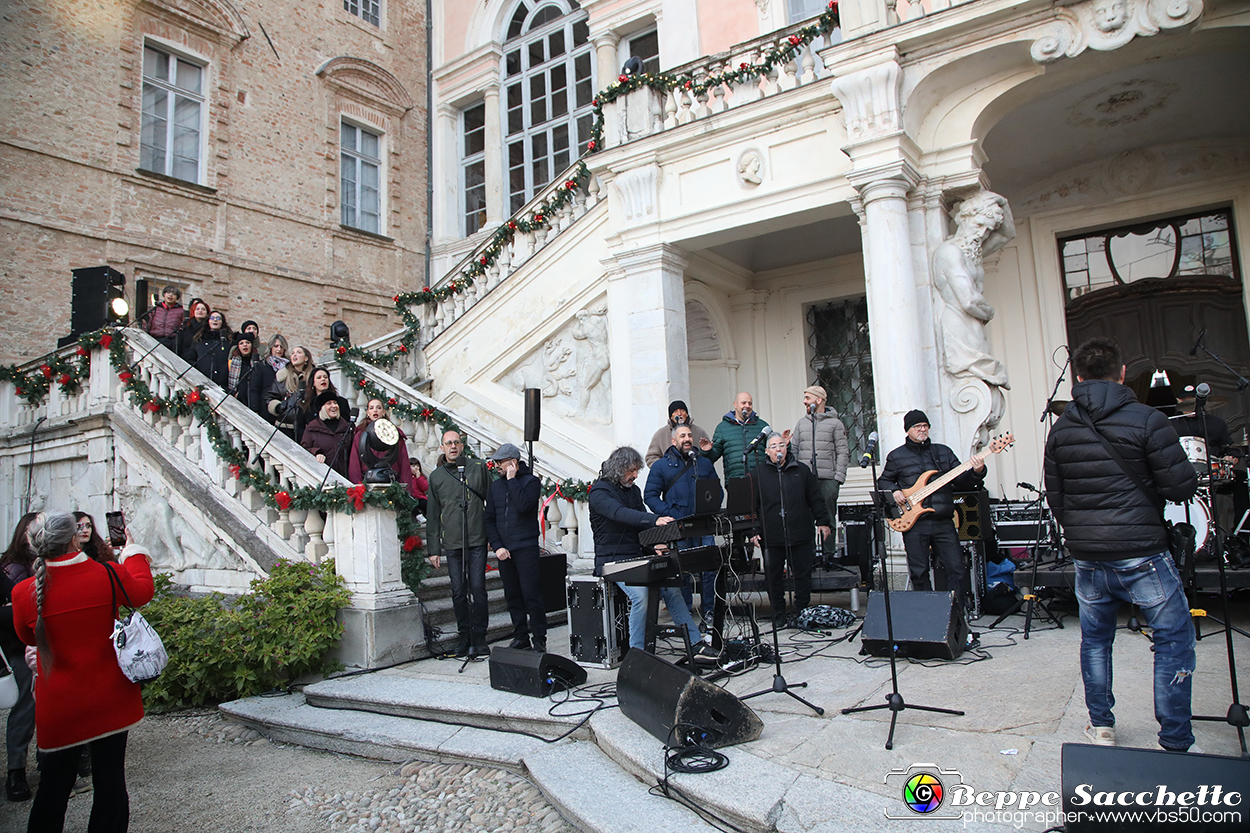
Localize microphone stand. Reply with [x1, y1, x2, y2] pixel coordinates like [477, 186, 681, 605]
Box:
[171, 335, 226, 384]
[23, 416, 48, 515]
[457, 462, 481, 671]
[740, 450, 824, 716]
[1040, 347, 1070, 423]
[842, 448, 964, 749]
[1189, 387, 1250, 757]
[315, 417, 356, 491]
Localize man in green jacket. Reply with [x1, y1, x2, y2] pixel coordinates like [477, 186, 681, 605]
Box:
[704, 392, 770, 479]
[426, 429, 494, 657]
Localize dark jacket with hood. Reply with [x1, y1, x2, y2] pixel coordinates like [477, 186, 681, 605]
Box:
[644, 444, 721, 518]
[426, 456, 492, 556]
[589, 477, 659, 572]
[1044, 379, 1197, 560]
[706, 411, 770, 479]
[877, 436, 983, 523]
[182, 329, 230, 388]
[754, 451, 831, 548]
[484, 461, 542, 553]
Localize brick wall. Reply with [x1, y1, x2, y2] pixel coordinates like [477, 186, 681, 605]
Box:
[0, 0, 429, 364]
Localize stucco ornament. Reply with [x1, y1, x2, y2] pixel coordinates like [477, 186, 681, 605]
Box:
[737, 150, 764, 186]
[1030, 0, 1203, 63]
[120, 483, 239, 573]
[933, 190, 1014, 455]
[501, 303, 612, 424]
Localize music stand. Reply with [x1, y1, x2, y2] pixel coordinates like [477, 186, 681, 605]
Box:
[842, 465, 964, 750]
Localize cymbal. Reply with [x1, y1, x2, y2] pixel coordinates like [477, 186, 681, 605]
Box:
[1048, 400, 1069, 417]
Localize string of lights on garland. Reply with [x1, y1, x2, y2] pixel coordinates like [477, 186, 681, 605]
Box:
[0, 341, 93, 405]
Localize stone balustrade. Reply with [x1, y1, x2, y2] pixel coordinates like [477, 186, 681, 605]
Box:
[420, 167, 604, 346]
[332, 358, 587, 558]
[115, 331, 362, 568]
[601, 21, 842, 151]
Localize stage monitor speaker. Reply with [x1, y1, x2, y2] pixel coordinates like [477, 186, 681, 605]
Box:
[488, 646, 587, 698]
[523, 388, 541, 442]
[1061, 743, 1250, 832]
[616, 649, 763, 748]
[861, 590, 967, 660]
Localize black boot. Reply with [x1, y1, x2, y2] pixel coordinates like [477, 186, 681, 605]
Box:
[6, 769, 31, 802]
[469, 636, 489, 658]
[531, 638, 547, 654]
[507, 636, 530, 650]
[454, 634, 471, 658]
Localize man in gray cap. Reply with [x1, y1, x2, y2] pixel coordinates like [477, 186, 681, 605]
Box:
[877, 410, 984, 593]
[484, 443, 547, 652]
[790, 385, 849, 528]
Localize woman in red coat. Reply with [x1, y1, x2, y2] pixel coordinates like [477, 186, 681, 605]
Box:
[12, 510, 154, 832]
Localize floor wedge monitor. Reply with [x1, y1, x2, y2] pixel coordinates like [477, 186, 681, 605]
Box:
[488, 647, 587, 698]
[616, 649, 763, 748]
[861, 590, 968, 660]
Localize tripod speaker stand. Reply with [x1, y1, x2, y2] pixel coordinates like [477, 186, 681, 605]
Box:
[842, 458, 964, 749]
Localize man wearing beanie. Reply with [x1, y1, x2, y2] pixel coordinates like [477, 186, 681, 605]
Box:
[877, 409, 984, 594]
[790, 385, 849, 527]
[645, 400, 710, 466]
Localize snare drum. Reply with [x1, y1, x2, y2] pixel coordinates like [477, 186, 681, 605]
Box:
[1209, 457, 1235, 483]
[1180, 436, 1208, 473]
[1164, 496, 1212, 554]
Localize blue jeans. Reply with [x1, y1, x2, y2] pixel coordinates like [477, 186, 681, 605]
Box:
[1075, 553, 1196, 750]
[616, 582, 701, 651]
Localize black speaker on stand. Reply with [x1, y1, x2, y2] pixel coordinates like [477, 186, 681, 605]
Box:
[523, 387, 540, 470]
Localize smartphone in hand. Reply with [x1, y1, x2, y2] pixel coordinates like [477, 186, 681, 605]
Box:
[105, 511, 126, 548]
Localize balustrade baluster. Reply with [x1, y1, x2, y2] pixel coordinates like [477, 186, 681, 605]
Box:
[800, 45, 817, 85]
[546, 499, 563, 545]
[663, 90, 678, 129]
[561, 499, 580, 553]
[585, 175, 600, 209]
[271, 464, 294, 538]
[303, 509, 328, 562]
[779, 41, 799, 91]
[288, 507, 310, 554]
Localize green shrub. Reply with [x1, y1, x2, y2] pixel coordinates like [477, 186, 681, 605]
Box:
[140, 560, 351, 712]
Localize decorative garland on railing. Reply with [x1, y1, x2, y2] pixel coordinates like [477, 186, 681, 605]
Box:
[1, 327, 430, 571]
[586, 3, 840, 160]
[0, 341, 94, 405]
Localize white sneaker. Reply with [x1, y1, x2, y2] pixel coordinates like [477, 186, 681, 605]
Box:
[1084, 724, 1116, 746]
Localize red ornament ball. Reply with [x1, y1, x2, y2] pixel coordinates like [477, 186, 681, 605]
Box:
[337, 346, 347, 355]
[358, 379, 368, 387]
[618, 74, 627, 82]
[387, 397, 397, 406]
[587, 140, 596, 151]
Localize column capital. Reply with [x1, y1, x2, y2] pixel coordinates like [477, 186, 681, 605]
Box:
[845, 161, 920, 204]
[591, 30, 621, 49]
[829, 56, 902, 145]
[482, 79, 501, 96]
[608, 241, 689, 276]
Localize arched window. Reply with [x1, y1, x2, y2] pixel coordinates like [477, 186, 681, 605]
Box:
[502, 1, 594, 213]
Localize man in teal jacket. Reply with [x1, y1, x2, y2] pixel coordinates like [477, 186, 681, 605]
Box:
[704, 392, 770, 479]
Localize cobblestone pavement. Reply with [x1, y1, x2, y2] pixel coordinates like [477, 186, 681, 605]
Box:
[0, 711, 576, 833]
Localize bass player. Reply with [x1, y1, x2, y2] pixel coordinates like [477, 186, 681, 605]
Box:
[877, 410, 985, 594]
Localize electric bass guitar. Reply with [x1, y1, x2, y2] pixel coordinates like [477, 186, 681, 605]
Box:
[887, 432, 1015, 533]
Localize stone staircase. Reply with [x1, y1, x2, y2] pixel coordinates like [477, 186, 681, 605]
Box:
[413, 565, 568, 656]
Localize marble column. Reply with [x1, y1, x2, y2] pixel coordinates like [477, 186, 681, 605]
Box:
[605, 243, 690, 447]
[850, 164, 930, 454]
[434, 103, 460, 239]
[483, 81, 504, 224]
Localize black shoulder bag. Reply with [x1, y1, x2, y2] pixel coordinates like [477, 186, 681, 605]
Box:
[1071, 404, 1193, 563]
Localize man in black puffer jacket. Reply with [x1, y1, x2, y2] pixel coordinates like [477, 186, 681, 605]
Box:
[752, 432, 832, 627]
[484, 443, 546, 652]
[1044, 337, 1198, 752]
[878, 409, 985, 593]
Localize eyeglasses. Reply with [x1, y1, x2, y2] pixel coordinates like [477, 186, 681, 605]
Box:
[76, 522, 91, 531]
[209, 315, 223, 321]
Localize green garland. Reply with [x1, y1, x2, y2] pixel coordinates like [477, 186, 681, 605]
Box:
[0, 340, 94, 405]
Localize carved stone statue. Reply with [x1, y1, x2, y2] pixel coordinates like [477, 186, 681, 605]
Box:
[738, 151, 763, 186]
[499, 302, 612, 425]
[1031, 0, 1204, 63]
[1092, 0, 1129, 32]
[933, 190, 1014, 454]
[572, 305, 610, 415]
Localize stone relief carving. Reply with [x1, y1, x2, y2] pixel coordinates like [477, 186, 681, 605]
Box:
[1030, 0, 1203, 64]
[119, 482, 241, 574]
[933, 190, 1014, 455]
[1017, 141, 1250, 212]
[737, 149, 764, 187]
[829, 61, 902, 143]
[501, 303, 612, 424]
[1065, 78, 1177, 130]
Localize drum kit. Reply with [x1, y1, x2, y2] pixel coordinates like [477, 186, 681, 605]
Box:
[1168, 435, 1249, 566]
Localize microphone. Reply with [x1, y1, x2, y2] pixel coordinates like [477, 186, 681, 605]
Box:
[1196, 382, 1210, 400]
[743, 426, 771, 454]
[1017, 481, 1039, 493]
[859, 432, 879, 468]
[1189, 328, 1206, 357]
